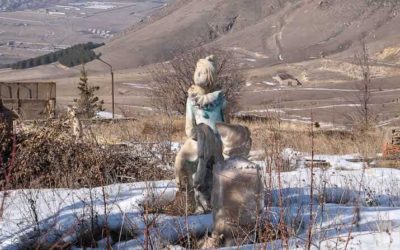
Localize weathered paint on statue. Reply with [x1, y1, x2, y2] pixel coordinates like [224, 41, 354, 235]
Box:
[185, 55, 227, 138]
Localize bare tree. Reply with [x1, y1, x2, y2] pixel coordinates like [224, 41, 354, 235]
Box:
[348, 41, 377, 131]
[149, 47, 244, 115]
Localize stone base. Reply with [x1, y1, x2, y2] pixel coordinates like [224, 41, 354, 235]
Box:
[211, 157, 264, 247]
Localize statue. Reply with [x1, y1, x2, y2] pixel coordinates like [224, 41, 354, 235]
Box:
[175, 55, 256, 211]
[175, 55, 226, 212]
[174, 55, 264, 247]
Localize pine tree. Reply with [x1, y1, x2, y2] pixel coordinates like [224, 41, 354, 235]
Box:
[74, 65, 104, 118]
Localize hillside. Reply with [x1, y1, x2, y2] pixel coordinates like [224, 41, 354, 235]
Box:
[96, 0, 400, 70]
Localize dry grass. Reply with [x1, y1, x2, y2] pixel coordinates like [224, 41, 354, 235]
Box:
[93, 114, 385, 157]
[236, 118, 385, 156]
[144, 192, 197, 218]
[89, 115, 185, 144]
[374, 159, 400, 169]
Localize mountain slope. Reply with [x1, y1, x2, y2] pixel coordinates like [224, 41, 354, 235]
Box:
[96, 0, 400, 70]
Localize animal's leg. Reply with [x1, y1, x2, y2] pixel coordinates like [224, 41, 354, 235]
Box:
[195, 158, 214, 213]
[174, 139, 198, 194]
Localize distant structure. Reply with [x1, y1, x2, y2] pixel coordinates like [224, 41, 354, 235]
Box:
[0, 99, 19, 164]
[0, 82, 56, 120]
[67, 106, 82, 141]
[273, 72, 302, 86]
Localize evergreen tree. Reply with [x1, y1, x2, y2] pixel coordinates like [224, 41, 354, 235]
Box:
[9, 42, 104, 70]
[73, 65, 104, 118]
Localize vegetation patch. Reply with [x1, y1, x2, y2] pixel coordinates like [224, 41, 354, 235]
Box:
[2, 118, 174, 189]
[4, 42, 103, 69]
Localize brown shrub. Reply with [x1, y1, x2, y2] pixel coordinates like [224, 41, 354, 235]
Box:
[5, 118, 174, 189]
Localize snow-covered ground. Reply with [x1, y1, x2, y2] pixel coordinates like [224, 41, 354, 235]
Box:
[1, 150, 400, 249]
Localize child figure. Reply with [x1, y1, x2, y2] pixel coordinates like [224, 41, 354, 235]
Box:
[175, 55, 228, 199]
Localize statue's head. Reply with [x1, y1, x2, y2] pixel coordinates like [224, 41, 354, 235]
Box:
[194, 55, 216, 88]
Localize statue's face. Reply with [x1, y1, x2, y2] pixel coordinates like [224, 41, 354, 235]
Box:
[194, 66, 210, 88]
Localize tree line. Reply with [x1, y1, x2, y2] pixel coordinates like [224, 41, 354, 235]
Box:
[4, 42, 104, 70]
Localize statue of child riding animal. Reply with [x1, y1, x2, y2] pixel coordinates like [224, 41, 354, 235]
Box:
[174, 55, 264, 247]
[174, 55, 253, 213]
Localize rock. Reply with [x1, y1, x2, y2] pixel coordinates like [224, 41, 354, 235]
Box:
[211, 157, 264, 247]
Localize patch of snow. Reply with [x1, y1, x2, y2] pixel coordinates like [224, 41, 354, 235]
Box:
[96, 111, 124, 119]
[84, 2, 116, 10]
[244, 58, 257, 62]
[263, 81, 276, 86]
[170, 141, 181, 152]
[122, 83, 152, 89]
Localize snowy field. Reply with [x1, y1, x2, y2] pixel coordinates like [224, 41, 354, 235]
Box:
[1, 150, 400, 249]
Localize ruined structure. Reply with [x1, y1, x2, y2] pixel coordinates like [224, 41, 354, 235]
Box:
[273, 72, 302, 86]
[0, 99, 19, 164]
[0, 82, 56, 120]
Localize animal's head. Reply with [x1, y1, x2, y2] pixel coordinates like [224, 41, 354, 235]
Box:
[193, 55, 216, 89]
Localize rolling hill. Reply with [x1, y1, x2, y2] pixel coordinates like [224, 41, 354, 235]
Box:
[95, 0, 400, 70]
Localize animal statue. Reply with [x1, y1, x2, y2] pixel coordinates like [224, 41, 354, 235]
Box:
[67, 106, 82, 141]
[216, 123, 252, 159]
[210, 157, 264, 247]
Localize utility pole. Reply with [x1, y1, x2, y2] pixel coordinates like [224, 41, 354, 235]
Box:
[97, 58, 115, 119]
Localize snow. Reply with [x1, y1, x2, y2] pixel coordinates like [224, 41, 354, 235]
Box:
[84, 2, 116, 10]
[96, 111, 124, 119]
[263, 81, 276, 86]
[244, 58, 257, 62]
[122, 83, 152, 90]
[1, 150, 400, 249]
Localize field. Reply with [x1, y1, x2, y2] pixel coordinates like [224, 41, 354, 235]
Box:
[0, 0, 171, 64]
